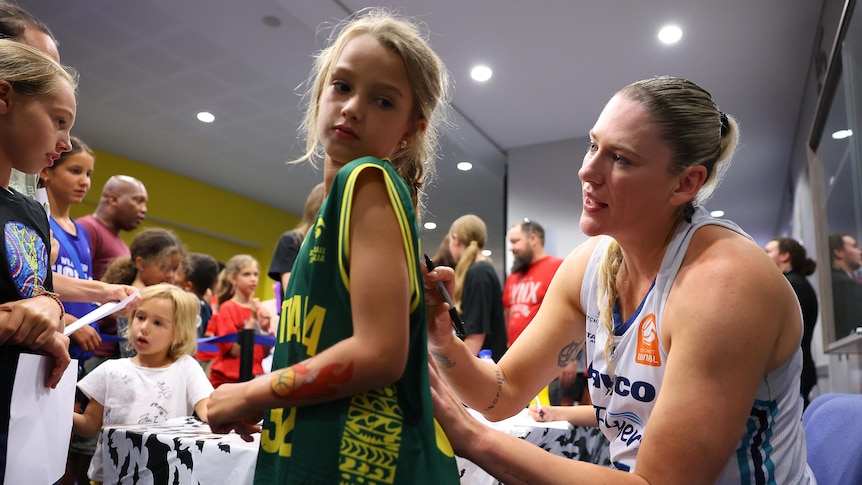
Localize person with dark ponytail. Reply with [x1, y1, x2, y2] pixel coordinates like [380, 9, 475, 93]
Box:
[93, 227, 183, 363]
[426, 76, 814, 484]
[765, 238, 819, 408]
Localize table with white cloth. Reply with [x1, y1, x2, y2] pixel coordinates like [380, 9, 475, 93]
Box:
[99, 416, 258, 484]
[97, 411, 609, 484]
[456, 408, 611, 484]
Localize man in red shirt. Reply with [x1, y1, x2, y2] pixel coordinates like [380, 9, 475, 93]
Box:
[502, 219, 563, 345]
[503, 219, 587, 405]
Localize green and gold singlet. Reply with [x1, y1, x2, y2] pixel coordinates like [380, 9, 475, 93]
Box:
[255, 157, 459, 484]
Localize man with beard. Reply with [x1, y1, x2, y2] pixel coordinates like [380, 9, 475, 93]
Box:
[503, 219, 586, 404]
[829, 233, 862, 339]
[503, 219, 563, 344]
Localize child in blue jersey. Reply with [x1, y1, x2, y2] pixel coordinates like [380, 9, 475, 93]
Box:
[40, 135, 102, 483]
[427, 76, 815, 484]
[208, 8, 458, 484]
[40, 135, 99, 367]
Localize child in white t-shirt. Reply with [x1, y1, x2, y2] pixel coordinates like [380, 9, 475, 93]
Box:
[72, 283, 213, 482]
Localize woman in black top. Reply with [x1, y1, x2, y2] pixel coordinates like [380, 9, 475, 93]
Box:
[448, 214, 507, 362]
[766, 237, 819, 408]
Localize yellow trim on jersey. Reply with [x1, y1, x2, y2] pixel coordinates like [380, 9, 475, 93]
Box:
[337, 159, 421, 312]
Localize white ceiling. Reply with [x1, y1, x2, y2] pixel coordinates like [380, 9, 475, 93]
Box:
[19, 0, 824, 266]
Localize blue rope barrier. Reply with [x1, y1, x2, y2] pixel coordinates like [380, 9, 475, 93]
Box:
[97, 332, 276, 353]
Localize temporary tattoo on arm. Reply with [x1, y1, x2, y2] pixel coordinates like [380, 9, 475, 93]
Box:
[270, 361, 354, 399]
[431, 351, 456, 369]
[557, 340, 583, 368]
[484, 369, 504, 411]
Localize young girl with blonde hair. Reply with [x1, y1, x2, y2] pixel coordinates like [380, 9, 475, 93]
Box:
[208, 254, 272, 388]
[208, 8, 458, 483]
[72, 283, 213, 483]
[94, 227, 184, 362]
[0, 38, 76, 480]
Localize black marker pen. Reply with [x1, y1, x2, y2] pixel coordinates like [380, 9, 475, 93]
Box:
[424, 254, 466, 339]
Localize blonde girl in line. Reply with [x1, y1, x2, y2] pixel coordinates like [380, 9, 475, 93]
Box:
[93, 227, 184, 363]
[207, 8, 458, 484]
[208, 254, 272, 388]
[72, 283, 214, 483]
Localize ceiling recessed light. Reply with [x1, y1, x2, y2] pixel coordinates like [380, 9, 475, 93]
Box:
[470, 65, 492, 82]
[832, 129, 853, 140]
[457, 161, 473, 171]
[196, 111, 215, 123]
[482, 249, 492, 257]
[424, 222, 437, 230]
[658, 25, 682, 44]
[710, 210, 725, 217]
[262, 15, 282, 27]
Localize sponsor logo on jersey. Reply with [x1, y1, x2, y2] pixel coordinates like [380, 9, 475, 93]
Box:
[309, 217, 326, 263]
[587, 364, 657, 403]
[635, 313, 661, 366]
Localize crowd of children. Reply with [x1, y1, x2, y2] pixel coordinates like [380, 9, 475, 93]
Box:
[2, 4, 470, 482]
[0, 2, 824, 485]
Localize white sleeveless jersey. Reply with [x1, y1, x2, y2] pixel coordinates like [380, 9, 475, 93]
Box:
[581, 206, 815, 484]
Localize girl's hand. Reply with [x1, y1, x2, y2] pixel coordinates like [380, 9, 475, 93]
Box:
[427, 357, 481, 457]
[42, 332, 71, 388]
[0, 296, 64, 345]
[257, 306, 272, 332]
[102, 284, 140, 311]
[70, 324, 102, 352]
[208, 382, 262, 441]
[249, 298, 261, 314]
[528, 403, 554, 422]
[422, 264, 458, 350]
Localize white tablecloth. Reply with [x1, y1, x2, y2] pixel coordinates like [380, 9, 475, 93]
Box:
[457, 409, 611, 484]
[98, 411, 609, 484]
[100, 417, 258, 484]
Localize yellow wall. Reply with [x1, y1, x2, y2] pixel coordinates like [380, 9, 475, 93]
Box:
[71, 149, 299, 300]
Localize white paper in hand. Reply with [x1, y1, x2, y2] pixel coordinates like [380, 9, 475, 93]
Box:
[64, 288, 140, 336]
[6, 354, 77, 484]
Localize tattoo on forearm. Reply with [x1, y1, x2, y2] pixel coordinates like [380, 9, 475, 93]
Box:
[271, 367, 298, 397]
[270, 361, 354, 399]
[557, 340, 583, 368]
[431, 351, 456, 369]
[485, 369, 504, 411]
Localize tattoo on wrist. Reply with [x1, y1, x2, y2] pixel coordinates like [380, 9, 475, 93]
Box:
[557, 340, 582, 367]
[431, 351, 456, 369]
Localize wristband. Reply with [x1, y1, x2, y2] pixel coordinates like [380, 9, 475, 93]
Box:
[33, 288, 65, 323]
